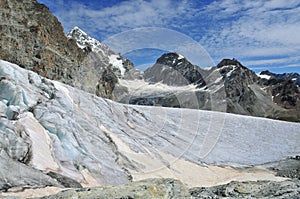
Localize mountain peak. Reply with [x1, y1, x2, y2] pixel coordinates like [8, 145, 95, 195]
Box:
[67, 26, 142, 79]
[67, 26, 105, 52]
[217, 58, 244, 68]
[156, 52, 187, 66]
[144, 52, 206, 87]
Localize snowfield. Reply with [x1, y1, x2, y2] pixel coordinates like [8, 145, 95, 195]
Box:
[0, 60, 299, 190]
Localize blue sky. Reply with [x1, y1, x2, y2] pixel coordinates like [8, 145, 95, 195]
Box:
[38, 0, 300, 74]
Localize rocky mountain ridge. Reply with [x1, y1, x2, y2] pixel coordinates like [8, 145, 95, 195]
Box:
[66, 26, 142, 99]
[134, 55, 300, 122]
[260, 70, 300, 87]
[67, 26, 141, 80]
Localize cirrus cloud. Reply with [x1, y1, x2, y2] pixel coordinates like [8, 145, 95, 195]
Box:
[38, 0, 300, 73]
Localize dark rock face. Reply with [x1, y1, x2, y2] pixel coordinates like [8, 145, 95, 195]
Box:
[66, 27, 142, 99]
[217, 58, 243, 68]
[144, 52, 206, 88]
[210, 59, 300, 121]
[265, 157, 300, 180]
[46, 172, 83, 188]
[218, 59, 259, 115]
[96, 67, 119, 99]
[259, 72, 300, 121]
[259, 72, 300, 109]
[0, 0, 87, 84]
[270, 80, 300, 109]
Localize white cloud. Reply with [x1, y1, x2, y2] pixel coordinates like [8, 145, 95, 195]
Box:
[243, 56, 300, 66]
[199, 0, 300, 72]
[251, 64, 300, 71]
[39, 0, 300, 72]
[263, 0, 300, 10]
[49, 0, 195, 40]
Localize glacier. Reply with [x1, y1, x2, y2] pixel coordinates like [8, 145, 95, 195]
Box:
[0, 59, 299, 192]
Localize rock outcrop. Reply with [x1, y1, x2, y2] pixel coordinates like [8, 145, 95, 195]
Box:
[189, 179, 300, 199]
[33, 178, 300, 199]
[0, 0, 87, 84]
[66, 27, 142, 100]
[37, 178, 188, 199]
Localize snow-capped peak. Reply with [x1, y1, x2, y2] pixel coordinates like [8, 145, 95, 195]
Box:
[67, 26, 107, 53]
[67, 26, 127, 77]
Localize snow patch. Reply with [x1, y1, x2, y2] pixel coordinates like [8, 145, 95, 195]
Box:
[18, 112, 60, 171]
[118, 79, 199, 94]
[52, 80, 74, 105]
[258, 74, 271, 80]
[226, 65, 236, 77]
[109, 54, 126, 76]
[81, 169, 101, 187]
[204, 66, 213, 71]
[177, 54, 184, 60]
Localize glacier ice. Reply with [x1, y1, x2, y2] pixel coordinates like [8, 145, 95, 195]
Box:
[0, 59, 299, 189]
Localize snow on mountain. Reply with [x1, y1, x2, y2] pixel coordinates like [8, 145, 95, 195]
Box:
[144, 52, 206, 87]
[260, 70, 300, 87]
[67, 27, 126, 77]
[0, 59, 299, 192]
[258, 74, 272, 80]
[67, 26, 110, 54]
[109, 54, 126, 76]
[178, 53, 184, 60]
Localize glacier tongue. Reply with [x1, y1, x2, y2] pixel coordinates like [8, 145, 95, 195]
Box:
[0, 60, 299, 190]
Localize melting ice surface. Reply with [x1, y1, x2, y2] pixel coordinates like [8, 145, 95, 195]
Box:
[0, 60, 299, 187]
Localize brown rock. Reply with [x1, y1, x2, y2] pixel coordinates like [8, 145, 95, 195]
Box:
[0, 0, 87, 86]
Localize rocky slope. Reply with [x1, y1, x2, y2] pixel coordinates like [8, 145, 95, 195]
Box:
[0, 0, 86, 83]
[67, 27, 142, 80]
[189, 179, 300, 199]
[258, 70, 300, 121]
[66, 27, 143, 100]
[28, 178, 300, 199]
[0, 60, 299, 198]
